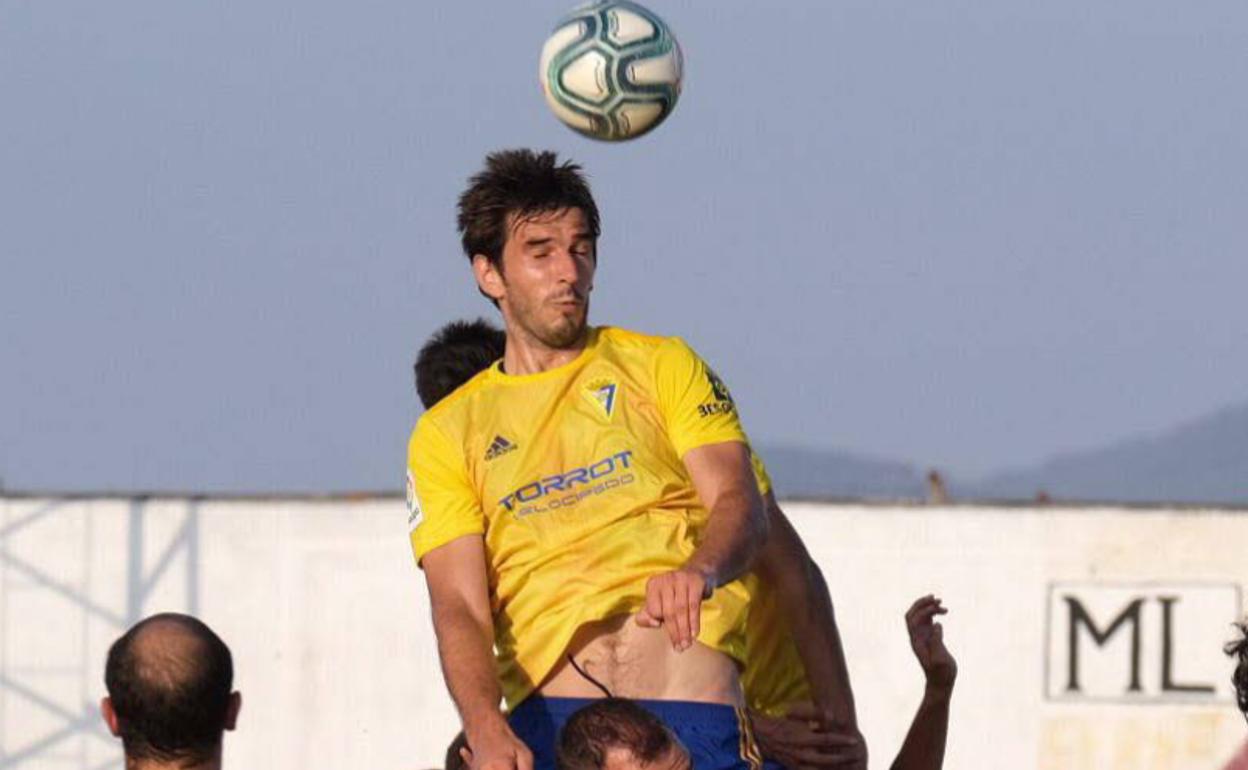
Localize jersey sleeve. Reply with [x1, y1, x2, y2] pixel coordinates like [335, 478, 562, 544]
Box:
[653, 337, 751, 458]
[406, 415, 484, 565]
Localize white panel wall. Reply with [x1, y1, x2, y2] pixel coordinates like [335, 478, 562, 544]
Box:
[783, 502, 1248, 770]
[1, 496, 1245, 770]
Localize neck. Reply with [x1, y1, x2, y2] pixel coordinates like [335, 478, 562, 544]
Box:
[502, 328, 589, 376]
[126, 752, 222, 770]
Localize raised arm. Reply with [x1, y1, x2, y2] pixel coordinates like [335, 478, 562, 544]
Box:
[890, 596, 956, 770]
[422, 536, 532, 770]
[753, 493, 863, 749]
[636, 440, 768, 651]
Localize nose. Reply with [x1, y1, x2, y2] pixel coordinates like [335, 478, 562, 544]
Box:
[553, 248, 591, 287]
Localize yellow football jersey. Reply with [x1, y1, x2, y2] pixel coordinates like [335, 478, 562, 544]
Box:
[738, 461, 812, 717]
[741, 576, 811, 715]
[407, 326, 759, 709]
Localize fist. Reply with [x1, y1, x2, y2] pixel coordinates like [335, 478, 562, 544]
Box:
[634, 568, 712, 651]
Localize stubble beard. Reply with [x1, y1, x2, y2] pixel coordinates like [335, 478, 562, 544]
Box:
[510, 296, 590, 351]
[539, 301, 589, 349]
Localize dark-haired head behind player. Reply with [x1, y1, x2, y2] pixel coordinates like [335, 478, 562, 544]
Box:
[414, 318, 505, 409]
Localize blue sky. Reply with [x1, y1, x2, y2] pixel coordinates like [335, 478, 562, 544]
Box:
[2, 0, 1245, 491]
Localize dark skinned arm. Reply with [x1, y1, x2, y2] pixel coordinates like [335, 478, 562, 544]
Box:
[890, 596, 956, 770]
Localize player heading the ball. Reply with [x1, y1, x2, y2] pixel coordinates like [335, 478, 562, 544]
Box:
[408, 149, 775, 770]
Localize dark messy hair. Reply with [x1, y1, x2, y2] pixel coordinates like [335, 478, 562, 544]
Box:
[104, 613, 234, 767]
[556, 699, 677, 770]
[414, 319, 506, 409]
[456, 148, 601, 270]
[1228, 620, 1248, 721]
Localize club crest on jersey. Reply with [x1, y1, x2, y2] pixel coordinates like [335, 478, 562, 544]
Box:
[485, 434, 518, 461]
[583, 378, 619, 419]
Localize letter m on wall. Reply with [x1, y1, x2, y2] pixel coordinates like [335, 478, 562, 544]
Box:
[1064, 595, 1144, 693]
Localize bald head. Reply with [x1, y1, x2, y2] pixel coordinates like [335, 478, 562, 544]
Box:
[104, 613, 237, 766]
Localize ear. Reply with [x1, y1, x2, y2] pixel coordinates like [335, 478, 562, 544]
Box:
[100, 697, 122, 737]
[223, 691, 242, 731]
[472, 254, 506, 303]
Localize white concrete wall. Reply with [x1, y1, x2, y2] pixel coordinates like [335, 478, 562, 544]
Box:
[1, 496, 1245, 770]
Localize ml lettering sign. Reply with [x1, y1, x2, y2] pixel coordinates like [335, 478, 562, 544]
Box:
[1044, 582, 1242, 703]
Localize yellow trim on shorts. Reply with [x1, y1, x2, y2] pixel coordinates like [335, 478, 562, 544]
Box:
[735, 706, 764, 770]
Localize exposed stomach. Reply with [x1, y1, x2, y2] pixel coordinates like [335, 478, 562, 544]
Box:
[536, 612, 744, 705]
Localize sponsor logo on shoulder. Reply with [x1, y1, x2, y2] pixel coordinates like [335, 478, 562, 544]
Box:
[583, 377, 619, 419]
[698, 369, 736, 417]
[406, 469, 423, 533]
[484, 434, 518, 461]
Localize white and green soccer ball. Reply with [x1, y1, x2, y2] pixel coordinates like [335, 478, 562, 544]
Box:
[539, 1, 683, 141]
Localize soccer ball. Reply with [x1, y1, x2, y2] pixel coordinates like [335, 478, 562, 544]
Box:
[539, 1, 683, 141]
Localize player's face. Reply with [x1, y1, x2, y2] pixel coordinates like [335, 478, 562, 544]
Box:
[491, 207, 596, 350]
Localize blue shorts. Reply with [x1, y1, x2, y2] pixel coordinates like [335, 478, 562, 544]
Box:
[508, 695, 772, 770]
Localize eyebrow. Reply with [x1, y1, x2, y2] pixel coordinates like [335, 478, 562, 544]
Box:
[522, 233, 594, 248]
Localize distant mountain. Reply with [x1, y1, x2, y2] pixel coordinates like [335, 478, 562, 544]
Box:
[973, 402, 1248, 506]
[756, 444, 926, 500]
[759, 402, 1248, 505]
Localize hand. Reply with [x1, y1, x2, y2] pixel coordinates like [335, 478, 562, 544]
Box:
[634, 567, 711, 651]
[751, 704, 867, 770]
[463, 720, 533, 770]
[905, 595, 956, 692]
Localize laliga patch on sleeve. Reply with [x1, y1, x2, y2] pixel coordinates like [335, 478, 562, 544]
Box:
[406, 470, 423, 532]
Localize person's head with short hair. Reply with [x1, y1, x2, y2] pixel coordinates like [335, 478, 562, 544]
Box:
[457, 149, 599, 350]
[1228, 620, 1248, 721]
[101, 613, 240, 769]
[414, 319, 506, 409]
[556, 698, 690, 770]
